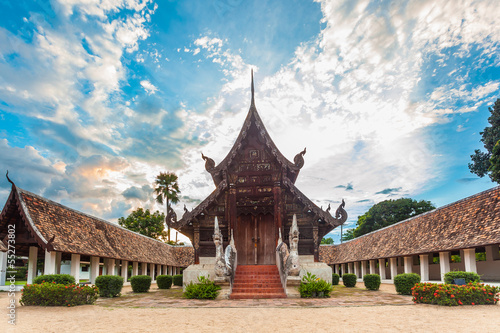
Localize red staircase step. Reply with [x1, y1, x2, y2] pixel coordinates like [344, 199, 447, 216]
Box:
[230, 265, 286, 300]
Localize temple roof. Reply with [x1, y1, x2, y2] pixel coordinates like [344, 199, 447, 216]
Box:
[319, 186, 500, 264]
[0, 184, 193, 266]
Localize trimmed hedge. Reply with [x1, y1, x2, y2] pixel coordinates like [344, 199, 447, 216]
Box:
[332, 273, 340, 286]
[342, 273, 357, 288]
[173, 274, 183, 287]
[184, 276, 221, 299]
[444, 271, 481, 285]
[363, 274, 381, 291]
[95, 275, 124, 297]
[157, 275, 173, 289]
[33, 274, 75, 285]
[394, 273, 421, 295]
[130, 275, 152, 293]
[412, 282, 499, 306]
[20, 283, 98, 306]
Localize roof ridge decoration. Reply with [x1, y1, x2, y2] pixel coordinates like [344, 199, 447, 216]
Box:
[201, 71, 304, 186]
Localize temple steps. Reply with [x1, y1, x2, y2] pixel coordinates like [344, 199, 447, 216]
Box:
[230, 265, 287, 299]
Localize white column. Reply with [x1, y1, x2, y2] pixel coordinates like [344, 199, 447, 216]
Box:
[163, 265, 168, 276]
[378, 259, 386, 279]
[360, 261, 367, 277]
[157, 264, 162, 276]
[142, 262, 148, 275]
[169, 266, 173, 275]
[463, 248, 477, 273]
[348, 262, 353, 274]
[0, 251, 7, 286]
[27, 246, 38, 284]
[419, 254, 429, 281]
[486, 244, 500, 261]
[121, 260, 128, 281]
[44, 249, 57, 275]
[55, 252, 62, 274]
[404, 256, 413, 274]
[149, 263, 155, 280]
[341, 263, 346, 275]
[132, 262, 139, 276]
[389, 258, 398, 280]
[107, 259, 116, 276]
[353, 262, 359, 278]
[90, 256, 100, 284]
[333, 264, 338, 274]
[439, 251, 451, 282]
[369, 260, 376, 275]
[71, 254, 81, 283]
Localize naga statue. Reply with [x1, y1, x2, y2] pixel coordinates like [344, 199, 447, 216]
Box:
[201, 153, 216, 172]
[224, 229, 236, 275]
[335, 199, 348, 224]
[167, 205, 177, 225]
[293, 147, 306, 169]
[213, 217, 227, 278]
[287, 214, 301, 276]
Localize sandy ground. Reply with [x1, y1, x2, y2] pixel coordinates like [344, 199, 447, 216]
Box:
[1, 284, 499, 333]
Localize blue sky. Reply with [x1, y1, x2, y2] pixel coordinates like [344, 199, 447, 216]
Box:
[0, 0, 499, 244]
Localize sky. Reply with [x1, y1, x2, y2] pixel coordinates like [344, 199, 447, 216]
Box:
[0, 0, 499, 245]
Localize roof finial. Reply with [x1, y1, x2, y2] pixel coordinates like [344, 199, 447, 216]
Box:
[6, 170, 14, 186]
[251, 68, 255, 107]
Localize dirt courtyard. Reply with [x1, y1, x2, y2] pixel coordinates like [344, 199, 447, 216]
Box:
[2, 284, 499, 332]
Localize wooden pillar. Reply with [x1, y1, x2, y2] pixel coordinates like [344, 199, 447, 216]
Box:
[228, 185, 237, 231]
[378, 259, 386, 279]
[194, 224, 200, 265]
[419, 254, 429, 281]
[27, 246, 38, 284]
[312, 226, 319, 262]
[273, 183, 282, 245]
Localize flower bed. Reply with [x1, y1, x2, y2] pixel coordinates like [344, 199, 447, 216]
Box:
[20, 282, 99, 307]
[412, 282, 500, 306]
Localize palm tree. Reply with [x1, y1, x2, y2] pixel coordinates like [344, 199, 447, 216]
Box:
[154, 172, 180, 242]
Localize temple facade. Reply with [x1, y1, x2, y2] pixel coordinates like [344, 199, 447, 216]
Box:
[168, 72, 347, 268]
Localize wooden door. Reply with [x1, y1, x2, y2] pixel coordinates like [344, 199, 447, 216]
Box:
[235, 213, 275, 265]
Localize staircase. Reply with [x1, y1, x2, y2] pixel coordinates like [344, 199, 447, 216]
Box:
[230, 265, 287, 299]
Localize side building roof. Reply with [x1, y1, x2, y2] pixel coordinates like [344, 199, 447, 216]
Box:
[0, 184, 193, 267]
[319, 186, 500, 264]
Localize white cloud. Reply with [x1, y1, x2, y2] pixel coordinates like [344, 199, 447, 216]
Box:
[140, 80, 158, 95]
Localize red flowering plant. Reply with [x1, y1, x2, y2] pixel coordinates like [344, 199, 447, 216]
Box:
[412, 282, 499, 306]
[20, 282, 99, 307]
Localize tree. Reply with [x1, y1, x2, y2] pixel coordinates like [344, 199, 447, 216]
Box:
[341, 229, 355, 242]
[118, 208, 165, 239]
[320, 237, 334, 245]
[154, 172, 180, 241]
[469, 98, 500, 182]
[351, 198, 435, 238]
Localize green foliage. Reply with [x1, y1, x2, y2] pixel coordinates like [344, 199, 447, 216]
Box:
[299, 272, 333, 298]
[130, 275, 152, 293]
[118, 208, 166, 239]
[94, 275, 124, 297]
[320, 237, 334, 244]
[363, 274, 381, 291]
[183, 276, 221, 300]
[351, 199, 435, 238]
[342, 273, 357, 288]
[341, 229, 355, 241]
[412, 282, 499, 306]
[332, 273, 340, 286]
[173, 274, 183, 286]
[13, 266, 28, 280]
[154, 171, 180, 241]
[156, 275, 173, 289]
[469, 98, 500, 183]
[33, 274, 75, 285]
[444, 271, 481, 285]
[394, 273, 421, 295]
[20, 283, 98, 306]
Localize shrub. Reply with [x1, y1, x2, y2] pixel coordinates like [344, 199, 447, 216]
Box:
[157, 275, 173, 289]
[444, 271, 481, 285]
[299, 273, 333, 298]
[184, 276, 221, 299]
[33, 274, 75, 285]
[20, 283, 98, 306]
[342, 273, 357, 288]
[412, 282, 499, 306]
[95, 275, 124, 297]
[394, 273, 421, 295]
[14, 267, 28, 280]
[173, 274, 183, 286]
[332, 273, 340, 286]
[363, 274, 381, 291]
[130, 275, 152, 293]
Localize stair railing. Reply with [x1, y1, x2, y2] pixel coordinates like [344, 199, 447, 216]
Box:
[276, 228, 289, 291]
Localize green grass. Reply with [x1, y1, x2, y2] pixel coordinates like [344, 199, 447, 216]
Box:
[14, 280, 27, 285]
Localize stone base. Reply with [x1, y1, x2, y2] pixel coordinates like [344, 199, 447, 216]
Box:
[285, 275, 301, 298]
[299, 257, 333, 284]
[182, 263, 215, 291]
[215, 280, 231, 299]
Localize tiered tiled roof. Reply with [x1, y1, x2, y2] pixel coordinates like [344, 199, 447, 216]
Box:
[0, 185, 194, 267]
[320, 186, 500, 264]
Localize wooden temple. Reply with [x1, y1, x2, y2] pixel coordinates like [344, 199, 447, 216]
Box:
[168, 71, 347, 265]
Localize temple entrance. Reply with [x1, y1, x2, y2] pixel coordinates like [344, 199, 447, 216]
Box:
[235, 213, 276, 265]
